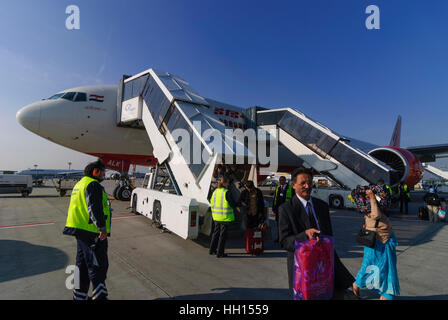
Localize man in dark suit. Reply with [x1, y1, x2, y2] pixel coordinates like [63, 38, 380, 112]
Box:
[238, 181, 266, 229]
[273, 176, 294, 223]
[278, 167, 356, 299]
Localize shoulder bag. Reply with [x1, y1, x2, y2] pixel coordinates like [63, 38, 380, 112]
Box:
[356, 219, 379, 248]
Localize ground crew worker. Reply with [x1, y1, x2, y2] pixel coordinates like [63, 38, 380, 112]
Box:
[273, 176, 293, 223]
[385, 183, 393, 196]
[209, 176, 236, 258]
[377, 179, 392, 195]
[398, 182, 410, 214]
[378, 179, 393, 217]
[63, 160, 111, 300]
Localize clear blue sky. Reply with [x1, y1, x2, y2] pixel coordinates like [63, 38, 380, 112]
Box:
[1, 0, 447, 172]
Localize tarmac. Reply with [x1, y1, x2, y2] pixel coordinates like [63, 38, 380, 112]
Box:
[0, 181, 447, 300]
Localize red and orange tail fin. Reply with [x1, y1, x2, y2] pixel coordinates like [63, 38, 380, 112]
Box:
[389, 115, 402, 147]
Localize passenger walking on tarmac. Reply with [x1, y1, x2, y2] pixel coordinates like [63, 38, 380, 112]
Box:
[209, 176, 237, 258]
[278, 167, 355, 299]
[424, 188, 441, 223]
[439, 197, 447, 222]
[272, 176, 294, 224]
[353, 188, 401, 300]
[62, 160, 111, 300]
[238, 180, 266, 229]
[378, 179, 392, 217]
[398, 182, 410, 214]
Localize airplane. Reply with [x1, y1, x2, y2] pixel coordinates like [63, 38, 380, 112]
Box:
[18, 169, 84, 179]
[16, 73, 448, 200]
[16, 86, 158, 199]
[17, 168, 84, 186]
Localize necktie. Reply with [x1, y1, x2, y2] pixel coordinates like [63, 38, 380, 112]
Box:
[306, 202, 318, 230]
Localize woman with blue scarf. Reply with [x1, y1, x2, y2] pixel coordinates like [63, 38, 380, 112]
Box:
[352, 188, 401, 300]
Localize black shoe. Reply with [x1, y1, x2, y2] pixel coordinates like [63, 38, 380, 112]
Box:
[209, 251, 217, 255]
[217, 253, 228, 258]
[344, 290, 361, 300]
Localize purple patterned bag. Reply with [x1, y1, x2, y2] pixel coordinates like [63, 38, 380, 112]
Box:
[293, 236, 334, 300]
[351, 185, 391, 214]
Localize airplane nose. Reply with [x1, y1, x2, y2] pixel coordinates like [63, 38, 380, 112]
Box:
[16, 103, 41, 133]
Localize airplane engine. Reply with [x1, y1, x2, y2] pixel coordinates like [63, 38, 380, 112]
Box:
[368, 146, 424, 187]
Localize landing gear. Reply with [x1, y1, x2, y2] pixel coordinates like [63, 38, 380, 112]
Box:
[113, 184, 133, 201]
[112, 174, 133, 201]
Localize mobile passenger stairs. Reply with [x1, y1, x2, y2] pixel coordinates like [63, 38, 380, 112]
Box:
[116, 68, 399, 240]
[422, 163, 448, 181]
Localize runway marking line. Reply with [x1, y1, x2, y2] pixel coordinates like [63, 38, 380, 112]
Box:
[0, 222, 55, 230]
[0, 202, 67, 208]
[112, 215, 140, 220]
[0, 216, 138, 230]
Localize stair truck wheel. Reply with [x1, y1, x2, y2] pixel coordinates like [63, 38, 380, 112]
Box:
[330, 195, 343, 209]
[153, 200, 162, 227]
[131, 194, 139, 215]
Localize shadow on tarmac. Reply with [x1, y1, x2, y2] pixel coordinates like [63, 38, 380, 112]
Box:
[194, 230, 287, 258]
[359, 290, 448, 300]
[156, 287, 290, 300]
[0, 240, 68, 283]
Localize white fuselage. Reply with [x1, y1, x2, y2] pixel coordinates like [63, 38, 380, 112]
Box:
[16, 86, 153, 158]
[16, 84, 308, 171]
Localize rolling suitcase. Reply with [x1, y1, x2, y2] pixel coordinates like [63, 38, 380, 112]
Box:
[245, 227, 265, 255]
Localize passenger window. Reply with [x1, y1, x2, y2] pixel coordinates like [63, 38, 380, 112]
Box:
[62, 92, 76, 101]
[74, 92, 87, 102]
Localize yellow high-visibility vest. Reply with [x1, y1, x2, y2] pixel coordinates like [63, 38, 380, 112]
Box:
[398, 184, 410, 199]
[210, 188, 234, 222]
[385, 185, 393, 195]
[274, 184, 293, 206]
[65, 176, 111, 234]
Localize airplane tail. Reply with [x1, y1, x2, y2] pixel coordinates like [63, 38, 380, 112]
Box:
[389, 115, 402, 147]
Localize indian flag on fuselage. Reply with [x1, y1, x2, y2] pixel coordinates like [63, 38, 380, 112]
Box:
[89, 94, 104, 102]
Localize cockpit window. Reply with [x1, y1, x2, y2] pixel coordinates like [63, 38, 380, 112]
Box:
[46, 91, 88, 101]
[48, 93, 64, 100]
[62, 92, 76, 101]
[74, 92, 87, 102]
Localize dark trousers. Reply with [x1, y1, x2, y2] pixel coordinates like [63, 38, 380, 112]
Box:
[209, 221, 230, 256]
[400, 198, 409, 214]
[74, 236, 109, 300]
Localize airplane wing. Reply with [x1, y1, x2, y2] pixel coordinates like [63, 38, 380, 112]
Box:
[57, 171, 84, 177]
[406, 144, 448, 162]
